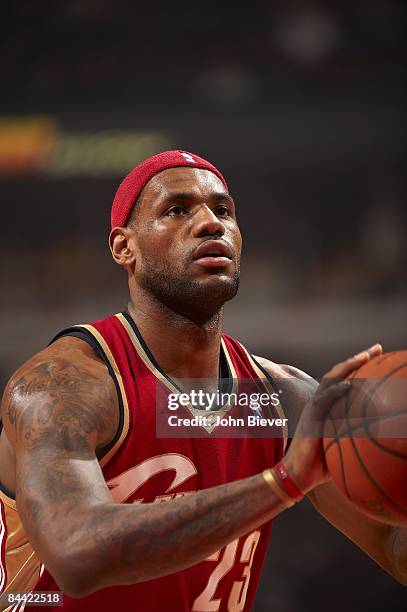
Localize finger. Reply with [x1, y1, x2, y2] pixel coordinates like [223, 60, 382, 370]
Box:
[298, 381, 351, 434]
[314, 380, 351, 417]
[325, 343, 383, 380]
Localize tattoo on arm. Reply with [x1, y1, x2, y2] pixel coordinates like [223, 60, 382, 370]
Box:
[8, 358, 116, 449]
[3, 351, 118, 537]
[66, 472, 282, 591]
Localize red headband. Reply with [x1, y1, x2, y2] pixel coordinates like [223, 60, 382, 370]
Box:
[111, 150, 228, 228]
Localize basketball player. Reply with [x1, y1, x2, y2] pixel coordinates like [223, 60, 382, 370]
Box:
[0, 151, 405, 611]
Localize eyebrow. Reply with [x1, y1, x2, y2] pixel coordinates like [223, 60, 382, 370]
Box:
[163, 191, 235, 205]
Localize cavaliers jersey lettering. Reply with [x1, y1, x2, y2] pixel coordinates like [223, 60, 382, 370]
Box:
[0, 312, 287, 612]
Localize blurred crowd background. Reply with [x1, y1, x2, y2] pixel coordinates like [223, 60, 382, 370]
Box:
[1, 1, 406, 610]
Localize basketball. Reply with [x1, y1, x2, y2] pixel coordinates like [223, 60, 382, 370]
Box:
[323, 351, 407, 526]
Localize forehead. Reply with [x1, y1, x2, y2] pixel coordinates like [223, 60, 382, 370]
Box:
[141, 167, 227, 201]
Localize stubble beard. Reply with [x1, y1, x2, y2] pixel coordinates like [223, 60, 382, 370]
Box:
[139, 259, 240, 325]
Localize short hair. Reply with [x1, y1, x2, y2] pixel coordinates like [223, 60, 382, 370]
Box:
[126, 194, 142, 227]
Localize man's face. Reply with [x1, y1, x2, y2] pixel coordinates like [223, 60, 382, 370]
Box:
[127, 167, 242, 322]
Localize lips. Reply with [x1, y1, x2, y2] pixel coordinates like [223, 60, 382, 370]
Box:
[193, 241, 233, 261]
[192, 241, 234, 269]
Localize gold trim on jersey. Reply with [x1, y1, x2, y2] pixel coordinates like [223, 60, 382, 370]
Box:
[115, 313, 239, 433]
[220, 336, 238, 380]
[0, 493, 41, 612]
[0, 489, 15, 512]
[75, 324, 130, 468]
[236, 343, 289, 451]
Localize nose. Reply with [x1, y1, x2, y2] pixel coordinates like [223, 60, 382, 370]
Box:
[192, 204, 225, 239]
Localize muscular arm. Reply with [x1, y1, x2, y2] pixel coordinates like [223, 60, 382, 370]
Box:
[256, 355, 407, 586]
[2, 340, 291, 598]
[309, 482, 407, 585]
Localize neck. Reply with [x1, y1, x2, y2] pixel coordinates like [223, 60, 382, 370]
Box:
[127, 287, 223, 381]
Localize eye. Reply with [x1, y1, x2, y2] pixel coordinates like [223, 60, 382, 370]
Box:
[215, 205, 230, 218]
[167, 205, 187, 217]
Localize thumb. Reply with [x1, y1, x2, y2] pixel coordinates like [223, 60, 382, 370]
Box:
[298, 380, 351, 436]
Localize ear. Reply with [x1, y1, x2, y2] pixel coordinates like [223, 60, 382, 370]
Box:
[109, 227, 137, 267]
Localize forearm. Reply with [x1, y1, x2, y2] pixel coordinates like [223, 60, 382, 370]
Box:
[309, 481, 407, 585]
[386, 526, 407, 586]
[64, 473, 288, 595]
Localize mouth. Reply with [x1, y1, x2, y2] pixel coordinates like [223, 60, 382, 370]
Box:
[192, 241, 233, 268]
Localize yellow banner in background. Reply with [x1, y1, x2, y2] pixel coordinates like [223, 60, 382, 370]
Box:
[0, 117, 170, 177]
[0, 117, 57, 174]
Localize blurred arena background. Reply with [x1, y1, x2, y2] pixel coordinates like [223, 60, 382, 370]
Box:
[1, 1, 406, 610]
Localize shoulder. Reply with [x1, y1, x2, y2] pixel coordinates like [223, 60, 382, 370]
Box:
[2, 336, 117, 446]
[253, 355, 318, 418]
[254, 356, 316, 384]
[5, 335, 112, 398]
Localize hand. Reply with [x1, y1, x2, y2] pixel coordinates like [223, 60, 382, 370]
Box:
[281, 343, 383, 495]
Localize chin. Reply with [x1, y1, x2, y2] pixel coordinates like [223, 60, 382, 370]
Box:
[198, 274, 240, 301]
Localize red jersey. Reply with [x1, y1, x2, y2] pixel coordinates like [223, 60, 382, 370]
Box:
[2, 311, 287, 612]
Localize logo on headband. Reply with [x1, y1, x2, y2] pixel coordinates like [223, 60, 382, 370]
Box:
[181, 153, 196, 164]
